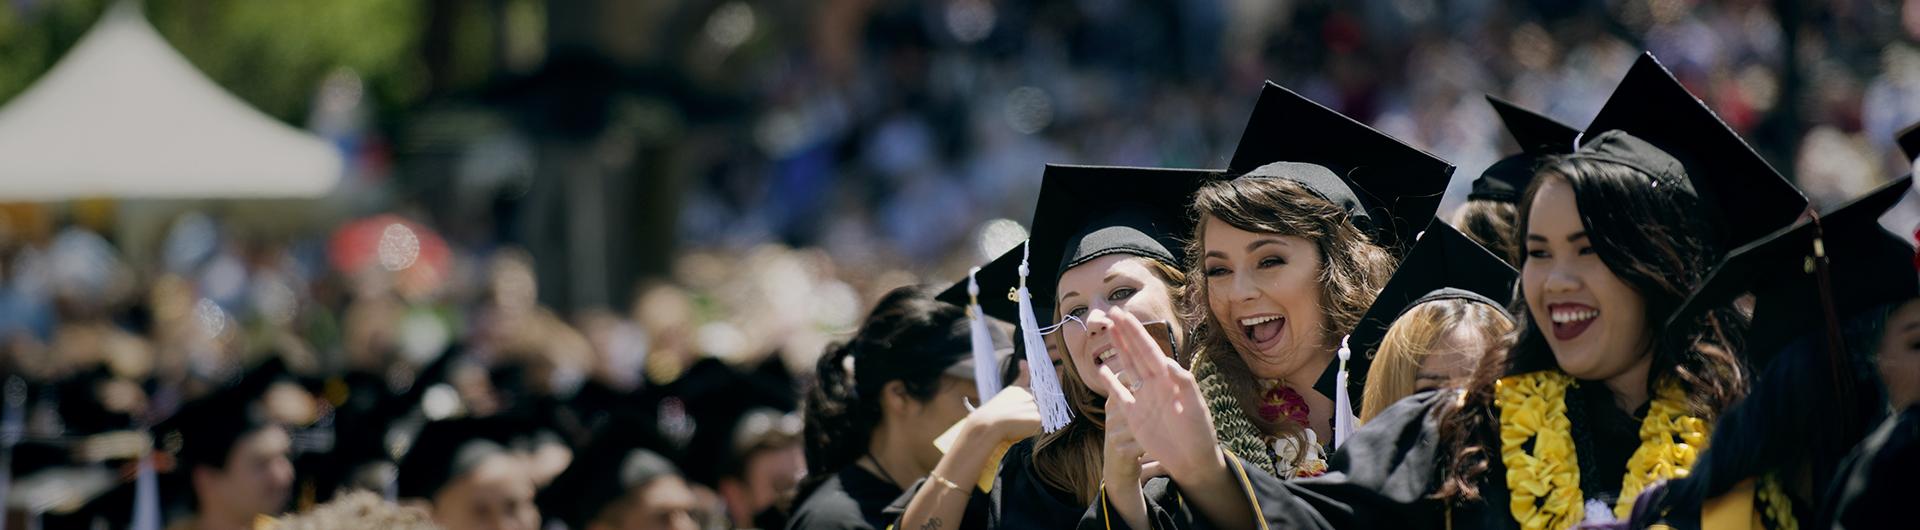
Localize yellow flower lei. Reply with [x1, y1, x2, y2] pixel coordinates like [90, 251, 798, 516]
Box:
[1756, 473, 1797, 530]
[1497, 371, 1709, 530]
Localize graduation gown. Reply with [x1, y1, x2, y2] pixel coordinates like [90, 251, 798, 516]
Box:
[787, 466, 905, 530]
[883, 438, 1099, 529]
[1088, 384, 1646, 530]
[1822, 405, 1919, 529]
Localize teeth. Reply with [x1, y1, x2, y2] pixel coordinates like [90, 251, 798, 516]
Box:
[1239, 315, 1281, 327]
[1097, 349, 1115, 364]
[1550, 309, 1599, 324]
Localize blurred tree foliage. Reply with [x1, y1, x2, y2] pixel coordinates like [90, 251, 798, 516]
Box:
[0, 0, 435, 124]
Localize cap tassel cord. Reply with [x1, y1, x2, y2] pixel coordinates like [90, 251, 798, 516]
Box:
[1016, 241, 1074, 432]
[129, 451, 159, 530]
[1334, 336, 1353, 449]
[967, 267, 1004, 402]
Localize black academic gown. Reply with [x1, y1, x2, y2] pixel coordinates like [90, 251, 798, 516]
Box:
[1822, 405, 1919, 530]
[788, 466, 905, 530]
[1087, 383, 1645, 530]
[884, 438, 1100, 529]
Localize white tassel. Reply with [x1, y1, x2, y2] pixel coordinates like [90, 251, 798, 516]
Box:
[129, 451, 159, 530]
[966, 267, 1003, 402]
[1334, 335, 1353, 449]
[1016, 242, 1073, 432]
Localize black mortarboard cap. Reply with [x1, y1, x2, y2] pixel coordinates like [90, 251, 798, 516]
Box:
[937, 246, 1023, 324]
[1899, 121, 1920, 163]
[537, 411, 683, 529]
[1228, 82, 1455, 254]
[1025, 165, 1221, 319]
[394, 418, 523, 500]
[156, 358, 291, 472]
[1581, 53, 1809, 253]
[1471, 97, 1581, 203]
[1666, 176, 1916, 369]
[1345, 221, 1517, 381]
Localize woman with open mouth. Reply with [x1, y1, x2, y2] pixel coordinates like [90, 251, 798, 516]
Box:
[1087, 53, 1808, 530]
[892, 164, 1211, 530]
[1175, 80, 1452, 484]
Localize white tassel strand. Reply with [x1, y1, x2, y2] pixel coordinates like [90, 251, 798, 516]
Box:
[1334, 335, 1354, 450]
[1016, 242, 1073, 432]
[966, 267, 1003, 402]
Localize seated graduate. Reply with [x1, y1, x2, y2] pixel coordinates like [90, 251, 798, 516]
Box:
[395, 418, 542, 530]
[785, 284, 1013, 530]
[1349, 222, 1517, 424]
[1623, 176, 1916, 529]
[540, 417, 708, 530]
[1454, 97, 1580, 266]
[893, 164, 1216, 530]
[1086, 53, 1808, 530]
[159, 359, 301, 530]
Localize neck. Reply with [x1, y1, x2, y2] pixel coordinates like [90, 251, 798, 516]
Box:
[196, 505, 256, 530]
[1600, 353, 1655, 414]
[864, 426, 927, 489]
[1282, 346, 1334, 388]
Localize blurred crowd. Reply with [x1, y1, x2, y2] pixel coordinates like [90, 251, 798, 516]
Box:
[2, 0, 1919, 529]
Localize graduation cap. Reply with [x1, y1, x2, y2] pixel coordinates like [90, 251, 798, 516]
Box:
[1018, 164, 1222, 431]
[672, 357, 800, 488]
[1899, 120, 1920, 164]
[1470, 97, 1581, 203]
[537, 410, 685, 529]
[156, 358, 292, 473]
[1228, 82, 1456, 254]
[393, 418, 527, 501]
[1581, 53, 1809, 254]
[1666, 176, 1916, 370]
[936, 247, 1022, 401]
[937, 246, 1023, 324]
[1343, 222, 1516, 394]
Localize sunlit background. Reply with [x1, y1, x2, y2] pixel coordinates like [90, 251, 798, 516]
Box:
[0, 0, 1917, 465]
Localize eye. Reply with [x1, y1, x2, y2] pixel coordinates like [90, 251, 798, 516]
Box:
[1525, 248, 1549, 259]
[1107, 287, 1137, 302]
[1067, 306, 1089, 320]
[1577, 246, 1598, 256]
[1205, 266, 1230, 277]
[1259, 256, 1285, 268]
[1051, 358, 1064, 368]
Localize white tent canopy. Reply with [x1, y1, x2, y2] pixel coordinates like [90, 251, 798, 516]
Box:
[0, 1, 341, 200]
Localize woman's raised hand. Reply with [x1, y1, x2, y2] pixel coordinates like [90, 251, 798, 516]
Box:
[1098, 308, 1227, 483]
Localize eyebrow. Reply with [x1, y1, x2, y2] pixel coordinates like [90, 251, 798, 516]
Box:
[1059, 272, 1130, 304]
[1205, 238, 1288, 260]
[1524, 232, 1590, 243]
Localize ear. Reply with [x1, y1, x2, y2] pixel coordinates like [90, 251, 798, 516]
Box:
[879, 380, 916, 417]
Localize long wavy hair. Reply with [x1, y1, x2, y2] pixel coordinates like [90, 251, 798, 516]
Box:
[1432, 156, 1750, 502]
[1182, 177, 1395, 476]
[1032, 256, 1188, 505]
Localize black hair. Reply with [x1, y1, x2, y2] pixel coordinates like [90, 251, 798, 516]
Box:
[798, 285, 970, 494]
[1436, 154, 1748, 501]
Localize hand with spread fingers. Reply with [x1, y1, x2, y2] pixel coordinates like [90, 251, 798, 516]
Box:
[1102, 363, 1152, 529]
[1098, 309, 1224, 480]
[1099, 309, 1254, 528]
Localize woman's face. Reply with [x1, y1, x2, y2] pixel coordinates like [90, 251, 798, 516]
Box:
[1877, 299, 1920, 410]
[1415, 324, 1489, 392]
[901, 376, 978, 468]
[1055, 254, 1184, 396]
[1202, 217, 1328, 380]
[1521, 176, 1653, 381]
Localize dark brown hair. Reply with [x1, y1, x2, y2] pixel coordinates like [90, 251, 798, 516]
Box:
[1432, 157, 1748, 501]
[1182, 177, 1395, 449]
[1452, 199, 1520, 267]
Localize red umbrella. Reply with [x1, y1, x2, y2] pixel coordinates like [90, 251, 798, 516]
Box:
[328, 214, 451, 294]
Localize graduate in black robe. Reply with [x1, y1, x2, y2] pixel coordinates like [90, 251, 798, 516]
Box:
[1622, 176, 1917, 529]
[889, 163, 1220, 530]
[1085, 53, 1807, 530]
